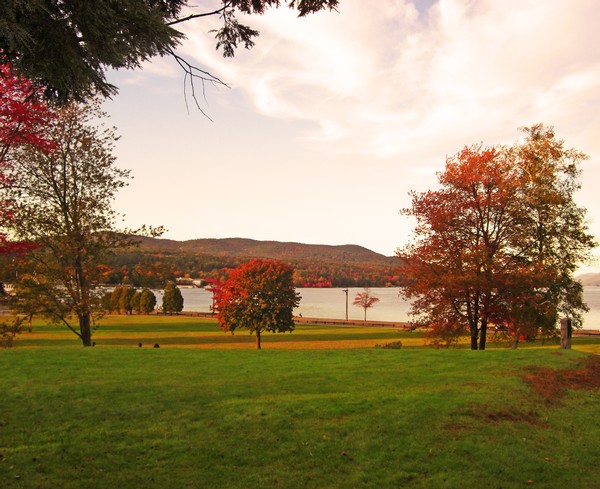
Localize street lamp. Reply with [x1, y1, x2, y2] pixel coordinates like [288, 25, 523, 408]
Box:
[342, 288, 349, 321]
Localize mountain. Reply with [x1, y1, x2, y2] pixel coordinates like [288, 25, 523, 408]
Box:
[133, 236, 396, 265]
[104, 236, 404, 288]
[576, 273, 600, 286]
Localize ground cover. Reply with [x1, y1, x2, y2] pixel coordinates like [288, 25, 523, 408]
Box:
[7, 315, 600, 353]
[0, 347, 598, 488]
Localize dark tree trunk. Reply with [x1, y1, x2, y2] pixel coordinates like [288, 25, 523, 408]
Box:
[470, 325, 478, 350]
[478, 319, 487, 350]
[512, 326, 520, 350]
[256, 331, 261, 350]
[79, 312, 92, 347]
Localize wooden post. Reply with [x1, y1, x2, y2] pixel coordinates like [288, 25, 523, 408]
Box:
[560, 318, 572, 349]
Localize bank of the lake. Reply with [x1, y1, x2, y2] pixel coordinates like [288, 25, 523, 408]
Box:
[155, 286, 600, 330]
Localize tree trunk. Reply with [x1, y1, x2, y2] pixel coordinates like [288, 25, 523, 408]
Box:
[79, 312, 92, 347]
[470, 326, 478, 350]
[364, 308, 367, 321]
[256, 331, 261, 350]
[512, 326, 520, 350]
[478, 319, 487, 350]
[560, 318, 572, 349]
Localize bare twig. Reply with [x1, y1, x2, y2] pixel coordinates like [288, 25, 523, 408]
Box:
[167, 2, 232, 26]
[168, 49, 230, 119]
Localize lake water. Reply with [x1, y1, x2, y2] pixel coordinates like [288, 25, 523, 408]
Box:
[156, 286, 600, 330]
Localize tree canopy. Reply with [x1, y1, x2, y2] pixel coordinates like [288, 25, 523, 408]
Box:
[214, 258, 300, 349]
[0, 0, 340, 102]
[162, 281, 184, 314]
[398, 125, 596, 350]
[1, 100, 150, 346]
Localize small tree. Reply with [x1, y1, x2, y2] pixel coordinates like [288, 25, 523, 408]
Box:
[110, 286, 125, 314]
[162, 282, 183, 315]
[139, 288, 157, 314]
[119, 286, 136, 315]
[215, 259, 300, 349]
[130, 290, 142, 314]
[353, 287, 380, 321]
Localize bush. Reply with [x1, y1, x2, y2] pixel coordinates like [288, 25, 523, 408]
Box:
[0, 318, 24, 348]
[375, 340, 403, 349]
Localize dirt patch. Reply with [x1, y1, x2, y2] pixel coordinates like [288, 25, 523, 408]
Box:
[485, 408, 548, 427]
[522, 355, 600, 403]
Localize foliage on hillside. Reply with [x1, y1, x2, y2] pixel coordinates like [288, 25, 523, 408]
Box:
[97, 237, 404, 288]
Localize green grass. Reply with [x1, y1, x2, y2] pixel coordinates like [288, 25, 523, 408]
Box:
[10, 314, 600, 353]
[1, 345, 599, 488]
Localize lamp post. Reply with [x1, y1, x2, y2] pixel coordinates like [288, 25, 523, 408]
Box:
[342, 288, 349, 321]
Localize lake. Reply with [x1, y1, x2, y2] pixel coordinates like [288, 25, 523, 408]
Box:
[155, 286, 600, 330]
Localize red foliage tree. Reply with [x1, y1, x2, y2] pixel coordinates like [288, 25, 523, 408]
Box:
[214, 259, 300, 349]
[0, 62, 55, 256]
[352, 287, 380, 321]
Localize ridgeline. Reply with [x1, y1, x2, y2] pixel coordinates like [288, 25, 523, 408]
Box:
[102, 237, 404, 288]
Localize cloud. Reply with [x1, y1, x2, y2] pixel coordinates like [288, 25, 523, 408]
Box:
[172, 0, 599, 162]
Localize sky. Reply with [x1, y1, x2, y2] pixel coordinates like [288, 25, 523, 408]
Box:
[104, 0, 600, 271]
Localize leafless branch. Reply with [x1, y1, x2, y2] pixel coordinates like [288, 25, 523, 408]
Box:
[168, 48, 230, 119]
[167, 2, 232, 26]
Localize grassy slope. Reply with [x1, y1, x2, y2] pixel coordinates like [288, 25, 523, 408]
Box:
[1, 334, 599, 488]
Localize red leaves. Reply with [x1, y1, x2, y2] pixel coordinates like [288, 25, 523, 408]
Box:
[352, 287, 380, 320]
[0, 63, 56, 160]
[399, 128, 594, 349]
[214, 259, 300, 345]
[0, 62, 56, 256]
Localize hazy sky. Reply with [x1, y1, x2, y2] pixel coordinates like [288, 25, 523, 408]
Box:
[104, 0, 600, 270]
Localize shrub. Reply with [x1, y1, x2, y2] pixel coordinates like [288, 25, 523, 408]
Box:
[375, 340, 403, 349]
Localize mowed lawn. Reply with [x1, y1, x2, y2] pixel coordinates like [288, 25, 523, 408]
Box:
[9, 314, 600, 353]
[1, 316, 599, 488]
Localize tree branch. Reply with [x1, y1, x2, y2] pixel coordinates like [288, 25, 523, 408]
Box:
[167, 3, 232, 26]
[168, 48, 230, 119]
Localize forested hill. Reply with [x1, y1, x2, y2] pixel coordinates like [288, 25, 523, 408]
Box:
[103, 237, 404, 288]
[134, 237, 394, 264]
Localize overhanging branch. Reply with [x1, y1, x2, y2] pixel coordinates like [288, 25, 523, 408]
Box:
[168, 49, 230, 119]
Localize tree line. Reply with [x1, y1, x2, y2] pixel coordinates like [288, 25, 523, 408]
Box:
[95, 250, 404, 289]
[100, 283, 183, 315]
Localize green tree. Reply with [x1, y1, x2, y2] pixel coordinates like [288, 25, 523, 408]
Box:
[100, 290, 113, 313]
[110, 286, 125, 314]
[119, 286, 136, 315]
[162, 282, 183, 315]
[2, 100, 160, 346]
[398, 125, 595, 350]
[1, 1, 340, 102]
[214, 258, 300, 349]
[139, 288, 157, 314]
[130, 290, 142, 314]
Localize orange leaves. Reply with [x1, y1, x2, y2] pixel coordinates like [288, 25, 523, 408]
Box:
[398, 127, 593, 349]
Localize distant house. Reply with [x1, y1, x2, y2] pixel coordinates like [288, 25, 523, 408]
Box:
[1, 283, 15, 295]
[175, 278, 205, 288]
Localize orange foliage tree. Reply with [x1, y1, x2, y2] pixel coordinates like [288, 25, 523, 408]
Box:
[214, 259, 300, 349]
[398, 125, 595, 350]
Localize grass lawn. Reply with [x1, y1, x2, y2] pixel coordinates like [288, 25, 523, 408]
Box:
[1, 316, 599, 488]
[9, 314, 600, 353]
